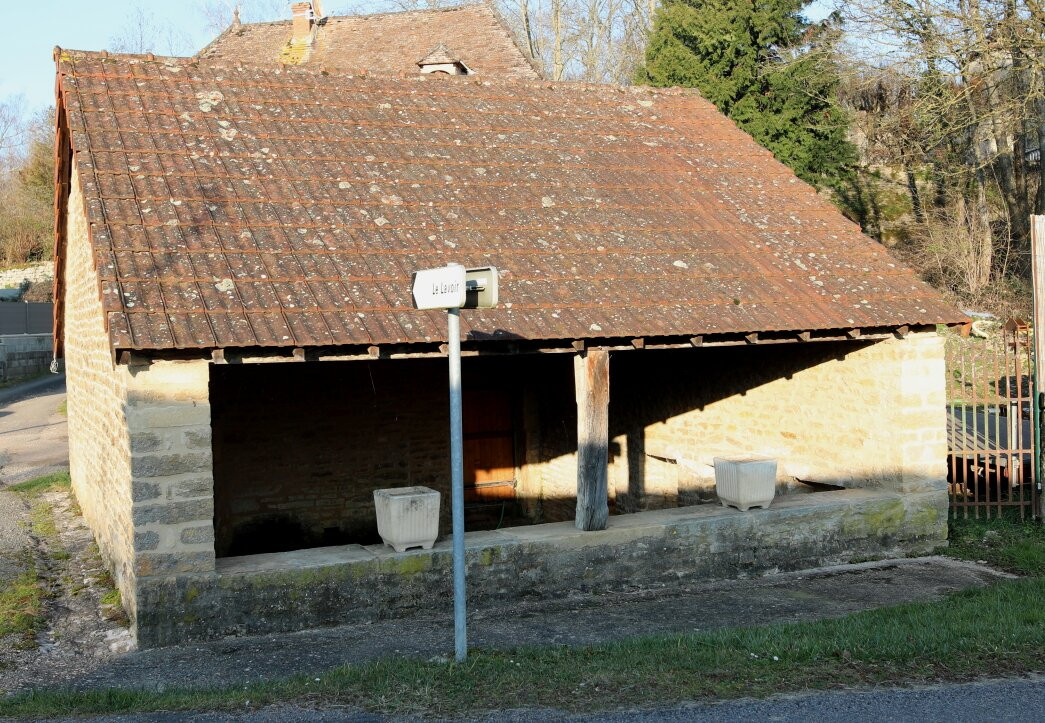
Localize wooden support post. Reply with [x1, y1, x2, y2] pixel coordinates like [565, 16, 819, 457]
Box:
[574, 349, 609, 531]
[1031, 215, 1045, 519]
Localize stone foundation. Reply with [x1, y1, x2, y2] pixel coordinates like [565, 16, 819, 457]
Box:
[134, 487, 947, 647]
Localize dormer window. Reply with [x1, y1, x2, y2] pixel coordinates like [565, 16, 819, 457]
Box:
[417, 43, 472, 75]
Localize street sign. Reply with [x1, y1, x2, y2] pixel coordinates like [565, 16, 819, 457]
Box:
[411, 265, 467, 310]
[408, 262, 500, 662]
[464, 267, 498, 309]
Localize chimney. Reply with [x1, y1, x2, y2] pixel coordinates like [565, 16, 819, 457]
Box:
[291, 2, 313, 43]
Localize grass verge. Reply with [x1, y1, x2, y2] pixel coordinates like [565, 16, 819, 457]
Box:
[1, 472, 72, 650]
[0, 560, 43, 644]
[1, 512, 1042, 718]
[9, 471, 70, 498]
[943, 510, 1045, 576]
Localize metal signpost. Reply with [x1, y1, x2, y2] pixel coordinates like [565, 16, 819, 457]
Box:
[411, 263, 498, 662]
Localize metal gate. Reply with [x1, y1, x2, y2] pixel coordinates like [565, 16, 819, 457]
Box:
[947, 320, 1040, 518]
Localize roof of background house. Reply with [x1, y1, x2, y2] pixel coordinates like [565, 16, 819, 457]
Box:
[53, 50, 959, 354]
[197, 2, 540, 79]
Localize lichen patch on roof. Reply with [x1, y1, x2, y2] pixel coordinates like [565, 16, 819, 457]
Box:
[54, 50, 959, 352]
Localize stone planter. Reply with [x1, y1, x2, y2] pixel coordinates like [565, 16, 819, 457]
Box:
[373, 486, 440, 552]
[713, 457, 778, 511]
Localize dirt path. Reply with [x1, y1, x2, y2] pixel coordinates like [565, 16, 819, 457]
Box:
[0, 380, 68, 485]
[0, 482, 134, 692]
[0, 381, 132, 692]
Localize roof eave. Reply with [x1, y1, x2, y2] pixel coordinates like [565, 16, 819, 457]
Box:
[112, 322, 958, 364]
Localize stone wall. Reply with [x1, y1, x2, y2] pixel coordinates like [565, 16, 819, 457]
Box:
[65, 165, 216, 629]
[0, 333, 53, 382]
[63, 167, 137, 619]
[532, 335, 948, 519]
[0, 261, 52, 289]
[210, 354, 573, 556]
[125, 358, 215, 579]
[135, 487, 947, 647]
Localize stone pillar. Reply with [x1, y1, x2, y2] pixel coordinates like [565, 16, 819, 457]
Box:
[892, 332, 948, 494]
[124, 358, 215, 577]
[575, 350, 609, 530]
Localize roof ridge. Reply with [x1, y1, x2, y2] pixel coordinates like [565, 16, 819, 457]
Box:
[203, 1, 490, 33]
[55, 48, 706, 100]
[322, 2, 488, 23]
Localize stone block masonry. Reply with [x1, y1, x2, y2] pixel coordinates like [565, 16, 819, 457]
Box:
[537, 333, 949, 517]
[0, 333, 53, 382]
[64, 166, 137, 620]
[125, 358, 215, 578]
[134, 487, 947, 647]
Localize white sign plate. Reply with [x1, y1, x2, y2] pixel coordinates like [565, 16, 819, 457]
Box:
[411, 265, 467, 310]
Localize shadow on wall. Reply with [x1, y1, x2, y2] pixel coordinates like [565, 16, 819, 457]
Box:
[607, 342, 875, 513]
[210, 340, 879, 558]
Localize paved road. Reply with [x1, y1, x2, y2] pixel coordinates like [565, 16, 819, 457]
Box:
[0, 376, 68, 485]
[573, 676, 1045, 722]
[53, 675, 1045, 721]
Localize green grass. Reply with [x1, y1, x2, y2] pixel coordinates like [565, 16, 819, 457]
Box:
[9, 471, 70, 497]
[13, 472, 72, 555]
[1, 472, 73, 649]
[56, 399, 67, 417]
[944, 512, 1045, 576]
[0, 562, 43, 643]
[2, 510, 1042, 718]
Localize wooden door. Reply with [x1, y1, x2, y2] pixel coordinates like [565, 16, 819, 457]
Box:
[463, 389, 516, 502]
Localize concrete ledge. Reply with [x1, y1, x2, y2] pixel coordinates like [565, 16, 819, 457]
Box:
[134, 488, 948, 648]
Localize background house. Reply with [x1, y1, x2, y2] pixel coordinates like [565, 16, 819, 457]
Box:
[53, 4, 960, 647]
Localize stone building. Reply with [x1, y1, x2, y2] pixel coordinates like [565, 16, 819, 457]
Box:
[53, 3, 959, 648]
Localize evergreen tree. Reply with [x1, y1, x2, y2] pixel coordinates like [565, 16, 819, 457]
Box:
[636, 0, 856, 193]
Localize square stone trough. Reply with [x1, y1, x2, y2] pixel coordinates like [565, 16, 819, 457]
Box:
[134, 487, 947, 647]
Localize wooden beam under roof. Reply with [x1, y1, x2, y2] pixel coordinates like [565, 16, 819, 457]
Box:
[121, 324, 940, 365]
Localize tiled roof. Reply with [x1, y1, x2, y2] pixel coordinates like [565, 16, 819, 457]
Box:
[198, 3, 539, 79]
[418, 43, 462, 67]
[55, 50, 960, 353]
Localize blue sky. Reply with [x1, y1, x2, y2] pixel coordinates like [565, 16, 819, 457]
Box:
[1, 0, 834, 117]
